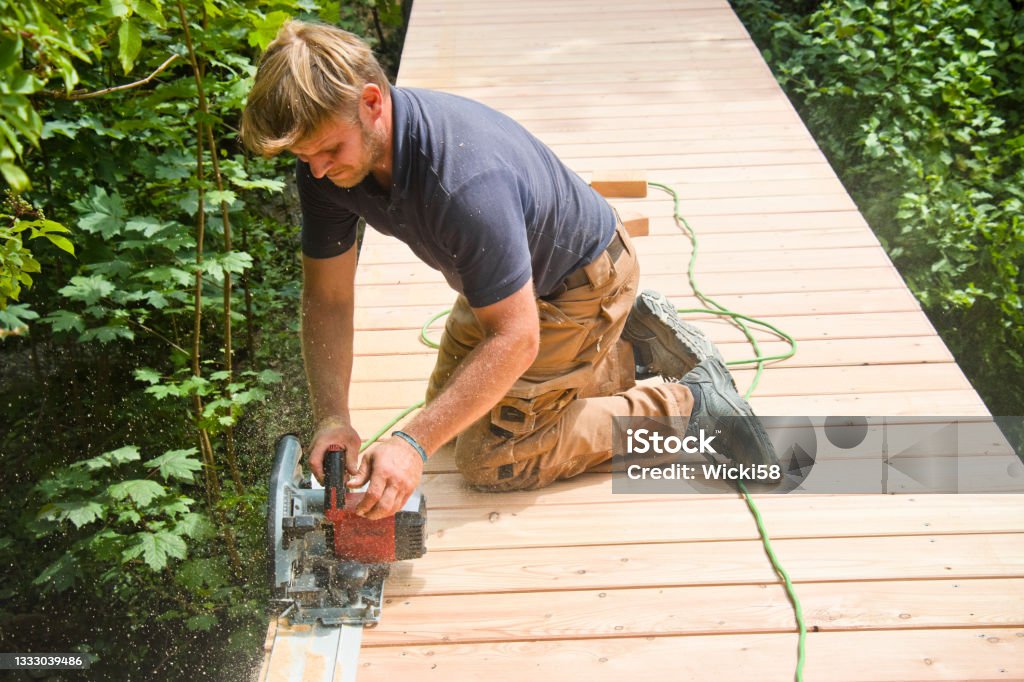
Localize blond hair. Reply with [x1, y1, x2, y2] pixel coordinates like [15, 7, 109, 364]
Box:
[240, 20, 389, 157]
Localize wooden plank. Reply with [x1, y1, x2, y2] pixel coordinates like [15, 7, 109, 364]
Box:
[561, 141, 824, 163]
[403, 38, 758, 60]
[352, 288, 921, 327]
[375, 205, 864, 240]
[402, 51, 768, 73]
[356, 220, 876, 268]
[427, 81, 796, 102]
[534, 125, 815, 147]
[368, 579, 1024, 646]
[358, 628, 1024, 681]
[348, 337, 955, 386]
[371, 215, 872, 257]
[409, 12, 745, 30]
[383, 534, 1024, 597]
[359, 214, 873, 261]
[348, 312, 940, 357]
[421, 495, 1024, 552]
[496, 99, 793, 122]
[346, 270, 911, 308]
[401, 23, 751, 42]
[350, 290, 922, 328]
[401, 68, 774, 89]
[630, 227, 879, 250]
[566, 151, 835, 172]
[400, 46, 767, 65]
[419, 471, 642, 507]
[634, 167, 846, 186]
[572, 135, 829, 161]
[353, 247, 888, 286]
[412, 0, 728, 10]
[402, 38, 762, 62]
[658, 209, 872, 231]
[348, 389, 992, 447]
[359, 229, 884, 264]
[750, 390, 990, 416]
[345, 364, 973, 410]
[611, 193, 863, 220]
[590, 170, 648, 198]
[513, 111, 804, 131]
[400, 53, 768, 75]
[411, 0, 729, 9]
[409, 3, 736, 21]
[405, 28, 753, 44]
[618, 211, 649, 237]
[399, 55, 770, 74]
[405, 33, 753, 52]
[349, 329, 947, 373]
[418, 470, 673, 507]
[572, 193, 858, 216]
[641, 210, 869, 232]
[592, 198, 861, 223]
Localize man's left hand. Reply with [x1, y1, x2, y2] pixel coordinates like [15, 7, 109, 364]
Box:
[348, 436, 424, 519]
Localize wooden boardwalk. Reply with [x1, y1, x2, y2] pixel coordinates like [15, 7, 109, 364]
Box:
[261, 0, 1024, 679]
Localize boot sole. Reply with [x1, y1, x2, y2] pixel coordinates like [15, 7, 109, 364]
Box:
[623, 290, 724, 379]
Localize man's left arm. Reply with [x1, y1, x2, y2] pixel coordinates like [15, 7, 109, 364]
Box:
[348, 279, 539, 519]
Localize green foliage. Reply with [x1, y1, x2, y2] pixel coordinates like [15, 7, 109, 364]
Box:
[0, 191, 73, 313]
[149, 448, 205, 481]
[329, 0, 407, 73]
[734, 0, 1024, 413]
[0, 0, 87, 190]
[136, 364, 283, 430]
[23, 444, 265, 672]
[33, 444, 206, 582]
[0, 0, 406, 677]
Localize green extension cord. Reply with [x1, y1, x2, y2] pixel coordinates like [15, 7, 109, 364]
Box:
[358, 183, 806, 681]
[651, 181, 805, 682]
[355, 311, 445, 452]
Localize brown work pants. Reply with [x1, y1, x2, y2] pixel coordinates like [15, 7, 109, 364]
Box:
[425, 221, 693, 491]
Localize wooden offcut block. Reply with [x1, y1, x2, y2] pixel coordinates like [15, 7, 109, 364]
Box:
[617, 210, 650, 238]
[590, 170, 648, 198]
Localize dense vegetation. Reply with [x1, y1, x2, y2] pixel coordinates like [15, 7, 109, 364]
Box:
[731, 0, 1024, 415]
[0, 1, 405, 679]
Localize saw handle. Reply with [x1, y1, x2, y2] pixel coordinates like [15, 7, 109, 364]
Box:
[323, 447, 347, 511]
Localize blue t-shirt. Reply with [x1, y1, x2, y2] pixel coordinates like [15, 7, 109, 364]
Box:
[297, 86, 617, 307]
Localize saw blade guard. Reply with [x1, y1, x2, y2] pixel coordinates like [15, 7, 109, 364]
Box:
[267, 434, 322, 594]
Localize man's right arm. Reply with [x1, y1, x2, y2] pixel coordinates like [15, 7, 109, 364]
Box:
[301, 243, 362, 482]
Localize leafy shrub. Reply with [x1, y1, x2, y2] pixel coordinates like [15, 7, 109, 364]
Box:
[0, 0, 406, 678]
[733, 0, 1024, 413]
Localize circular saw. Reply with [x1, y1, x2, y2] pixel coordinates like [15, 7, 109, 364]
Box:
[267, 434, 427, 626]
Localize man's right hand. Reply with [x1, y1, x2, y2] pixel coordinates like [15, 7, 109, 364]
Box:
[308, 416, 362, 484]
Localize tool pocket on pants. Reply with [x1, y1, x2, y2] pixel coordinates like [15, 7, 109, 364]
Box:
[531, 299, 589, 374]
[489, 387, 576, 438]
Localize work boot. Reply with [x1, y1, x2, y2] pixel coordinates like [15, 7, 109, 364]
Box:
[622, 289, 724, 380]
[679, 357, 780, 488]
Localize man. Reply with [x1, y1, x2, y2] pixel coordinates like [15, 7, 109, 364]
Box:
[241, 21, 777, 519]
